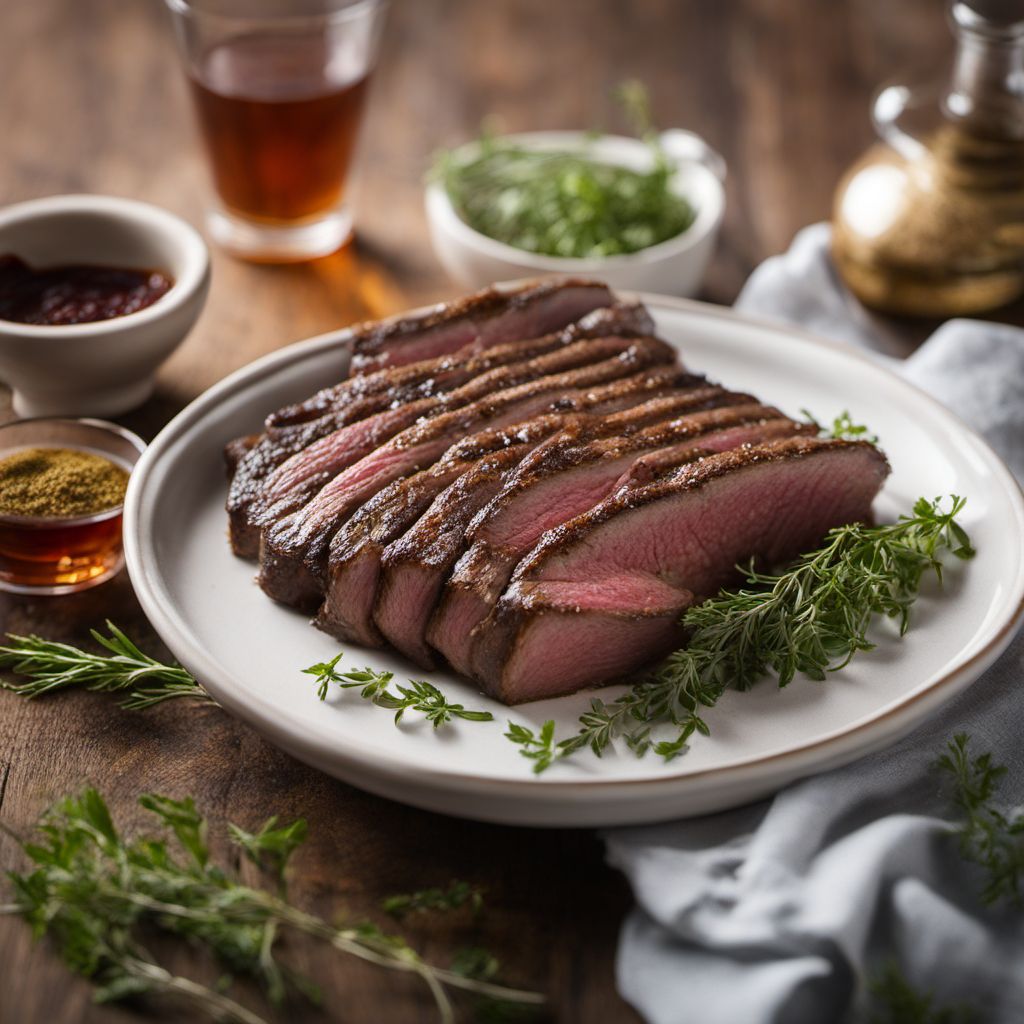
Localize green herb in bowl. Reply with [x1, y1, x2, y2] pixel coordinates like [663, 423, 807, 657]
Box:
[433, 132, 696, 260]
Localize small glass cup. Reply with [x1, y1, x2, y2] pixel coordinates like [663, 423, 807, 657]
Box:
[0, 418, 146, 595]
[165, 0, 387, 262]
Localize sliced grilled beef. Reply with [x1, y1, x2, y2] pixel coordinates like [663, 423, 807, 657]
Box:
[251, 333, 666, 534]
[258, 337, 680, 610]
[227, 303, 652, 557]
[350, 278, 613, 374]
[430, 407, 813, 677]
[317, 379, 722, 649]
[266, 302, 652, 433]
[368, 387, 754, 667]
[314, 416, 567, 647]
[471, 437, 890, 703]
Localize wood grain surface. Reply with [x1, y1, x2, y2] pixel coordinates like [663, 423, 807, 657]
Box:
[0, 1, 974, 1021]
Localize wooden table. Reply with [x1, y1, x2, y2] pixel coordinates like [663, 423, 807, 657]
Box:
[0, 1, 964, 1021]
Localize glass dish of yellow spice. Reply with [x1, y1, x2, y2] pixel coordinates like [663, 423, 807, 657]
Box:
[0, 418, 144, 594]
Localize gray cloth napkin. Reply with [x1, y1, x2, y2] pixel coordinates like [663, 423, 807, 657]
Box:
[605, 224, 1024, 1024]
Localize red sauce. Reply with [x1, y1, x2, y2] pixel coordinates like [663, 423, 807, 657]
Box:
[0, 254, 173, 326]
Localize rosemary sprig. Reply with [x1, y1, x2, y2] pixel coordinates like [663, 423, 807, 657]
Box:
[935, 733, 1024, 907]
[1, 788, 544, 1024]
[0, 621, 213, 709]
[513, 496, 974, 772]
[307, 654, 494, 728]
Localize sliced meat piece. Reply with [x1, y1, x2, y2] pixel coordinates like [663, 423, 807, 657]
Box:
[350, 278, 613, 374]
[314, 376, 726, 648]
[266, 302, 653, 433]
[369, 449, 523, 666]
[227, 303, 652, 557]
[315, 417, 565, 647]
[259, 336, 680, 610]
[224, 434, 259, 476]
[430, 407, 813, 677]
[369, 386, 752, 667]
[472, 437, 890, 703]
[252, 333, 665, 533]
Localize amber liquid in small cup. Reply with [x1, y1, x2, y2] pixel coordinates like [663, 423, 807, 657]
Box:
[0, 511, 124, 592]
[188, 33, 370, 222]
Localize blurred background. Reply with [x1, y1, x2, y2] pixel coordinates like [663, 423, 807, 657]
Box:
[0, 0, 953, 408]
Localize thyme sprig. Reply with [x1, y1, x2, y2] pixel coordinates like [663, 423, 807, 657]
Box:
[383, 880, 485, 920]
[307, 654, 494, 728]
[0, 788, 544, 1024]
[803, 408, 880, 444]
[0, 621, 213, 709]
[513, 496, 974, 773]
[935, 733, 1024, 907]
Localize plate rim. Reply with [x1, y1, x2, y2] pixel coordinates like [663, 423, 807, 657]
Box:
[123, 292, 1024, 803]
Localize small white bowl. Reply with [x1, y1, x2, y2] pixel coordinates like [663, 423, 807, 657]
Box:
[425, 129, 726, 296]
[0, 195, 211, 417]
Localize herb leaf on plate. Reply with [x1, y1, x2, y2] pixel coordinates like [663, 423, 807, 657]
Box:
[307, 654, 494, 727]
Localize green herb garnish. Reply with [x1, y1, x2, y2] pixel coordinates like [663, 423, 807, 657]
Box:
[803, 407, 880, 444]
[935, 733, 1024, 907]
[513, 495, 974, 773]
[0, 788, 543, 1024]
[0, 621, 212, 709]
[383, 880, 485, 919]
[865, 961, 978, 1024]
[306, 654, 494, 727]
[434, 84, 695, 259]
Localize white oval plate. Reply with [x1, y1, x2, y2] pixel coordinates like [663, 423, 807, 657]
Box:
[124, 295, 1024, 827]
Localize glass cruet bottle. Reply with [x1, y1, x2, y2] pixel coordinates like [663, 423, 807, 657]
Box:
[832, 0, 1024, 317]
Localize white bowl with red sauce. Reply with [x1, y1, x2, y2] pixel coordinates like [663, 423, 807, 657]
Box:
[0, 195, 210, 417]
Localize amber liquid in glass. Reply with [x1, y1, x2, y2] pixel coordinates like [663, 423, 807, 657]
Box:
[0, 513, 124, 591]
[188, 33, 370, 222]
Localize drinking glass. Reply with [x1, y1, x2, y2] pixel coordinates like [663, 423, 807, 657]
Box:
[165, 0, 387, 262]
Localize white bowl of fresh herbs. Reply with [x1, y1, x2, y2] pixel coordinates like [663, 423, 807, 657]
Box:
[426, 127, 726, 296]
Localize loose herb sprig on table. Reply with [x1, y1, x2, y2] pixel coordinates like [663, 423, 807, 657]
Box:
[306, 653, 494, 728]
[935, 733, 1024, 907]
[383, 880, 485, 920]
[0, 788, 543, 1024]
[510, 495, 974, 773]
[0, 621, 212, 709]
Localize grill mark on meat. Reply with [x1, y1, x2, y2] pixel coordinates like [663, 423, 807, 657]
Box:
[350, 278, 613, 374]
[325, 377, 753, 655]
[472, 438, 890, 702]
[258, 337, 681, 610]
[226, 303, 653, 557]
[252, 333, 665, 533]
[429, 409, 813, 678]
[314, 417, 568, 647]
[312, 379, 728, 648]
[268, 302, 653, 432]
[370, 392, 770, 670]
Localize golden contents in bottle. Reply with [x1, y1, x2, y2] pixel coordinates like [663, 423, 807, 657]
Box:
[833, 130, 1024, 317]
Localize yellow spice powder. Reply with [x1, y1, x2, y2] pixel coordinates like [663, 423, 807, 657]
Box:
[0, 447, 129, 518]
